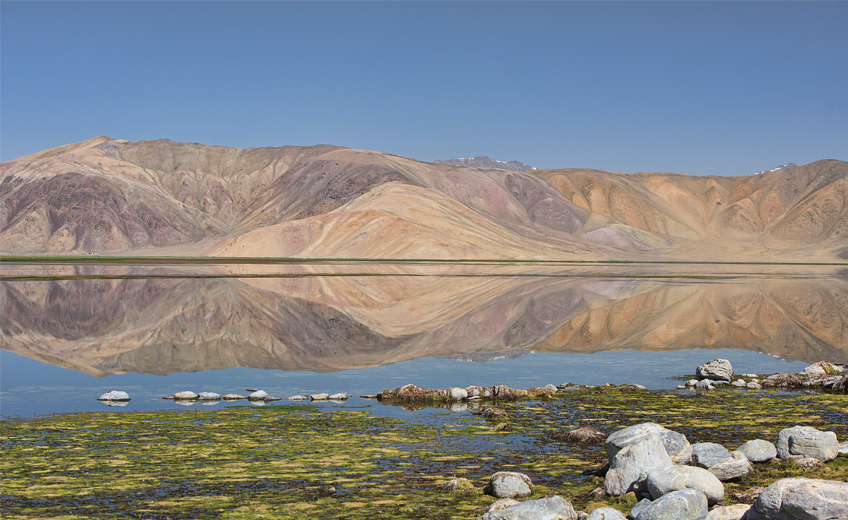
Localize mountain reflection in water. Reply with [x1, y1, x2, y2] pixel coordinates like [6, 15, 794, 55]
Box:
[1, 263, 846, 376]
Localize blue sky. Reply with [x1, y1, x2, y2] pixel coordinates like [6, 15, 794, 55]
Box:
[2, 1, 846, 176]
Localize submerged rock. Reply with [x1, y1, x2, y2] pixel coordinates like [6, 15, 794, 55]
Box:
[97, 390, 130, 401]
[550, 426, 607, 444]
[438, 477, 475, 491]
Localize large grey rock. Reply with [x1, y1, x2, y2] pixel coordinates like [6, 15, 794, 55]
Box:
[691, 442, 731, 468]
[586, 507, 626, 520]
[776, 426, 839, 462]
[646, 465, 723, 506]
[745, 478, 848, 520]
[484, 471, 533, 499]
[708, 451, 751, 481]
[736, 439, 776, 463]
[696, 359, 734, 382]
[479, 495, 576, 520]
[704, 504, 750, 520]
[604, 432, 673, 496]
[449, 387, 468, 400]
[631, 489, 708, 520]
[97, 390, 130, 401]
[605, 422, 691, 464]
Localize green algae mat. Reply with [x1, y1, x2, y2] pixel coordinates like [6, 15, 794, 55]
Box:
[2, 389, 847, 519]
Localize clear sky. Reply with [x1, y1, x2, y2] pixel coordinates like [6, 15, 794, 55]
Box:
[2, 1, 846, 176]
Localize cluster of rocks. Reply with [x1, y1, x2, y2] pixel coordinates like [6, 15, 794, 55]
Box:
[455, 418, 848, 520]
[598, 421, 847, 519]
[677, 359, 847, 392]
[286, 393, 349, 402]
[162, 389, 281, 403]
[377, 383, 559, 403]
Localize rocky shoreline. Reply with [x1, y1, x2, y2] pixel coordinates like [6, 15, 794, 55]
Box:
[85, 358, 848, 519]
[375, 359, 848, 520]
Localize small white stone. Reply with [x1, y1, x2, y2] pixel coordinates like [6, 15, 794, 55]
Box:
[287, 395, 309, 401]
[328, 393, 348, 400]
[174, 391, 198, 400]
[247, 390, 268, 400]
[198, 392, 220, 400]
[97, 390, 130, 401]
[311, 393, 330, 400]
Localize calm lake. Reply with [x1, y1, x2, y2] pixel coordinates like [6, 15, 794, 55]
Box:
[2, 261, 845, 418]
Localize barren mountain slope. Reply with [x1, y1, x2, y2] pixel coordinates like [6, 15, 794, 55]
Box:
[0, 138, 667, 258]
[2, 137, 845, 260]
[535, 160, 848, 259]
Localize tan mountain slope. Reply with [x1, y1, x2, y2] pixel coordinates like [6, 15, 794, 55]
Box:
[536, 160, 848, 260]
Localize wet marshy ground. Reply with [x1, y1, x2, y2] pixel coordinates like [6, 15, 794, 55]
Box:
[2, 386, 847, 519]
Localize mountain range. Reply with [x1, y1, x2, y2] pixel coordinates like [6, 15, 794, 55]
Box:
[1, 137, 846, 261]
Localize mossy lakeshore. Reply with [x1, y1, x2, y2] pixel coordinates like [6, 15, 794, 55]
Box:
[2, 388, 846, 519]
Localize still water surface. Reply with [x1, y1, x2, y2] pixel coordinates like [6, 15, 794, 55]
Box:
[2, 261, 845, 418]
